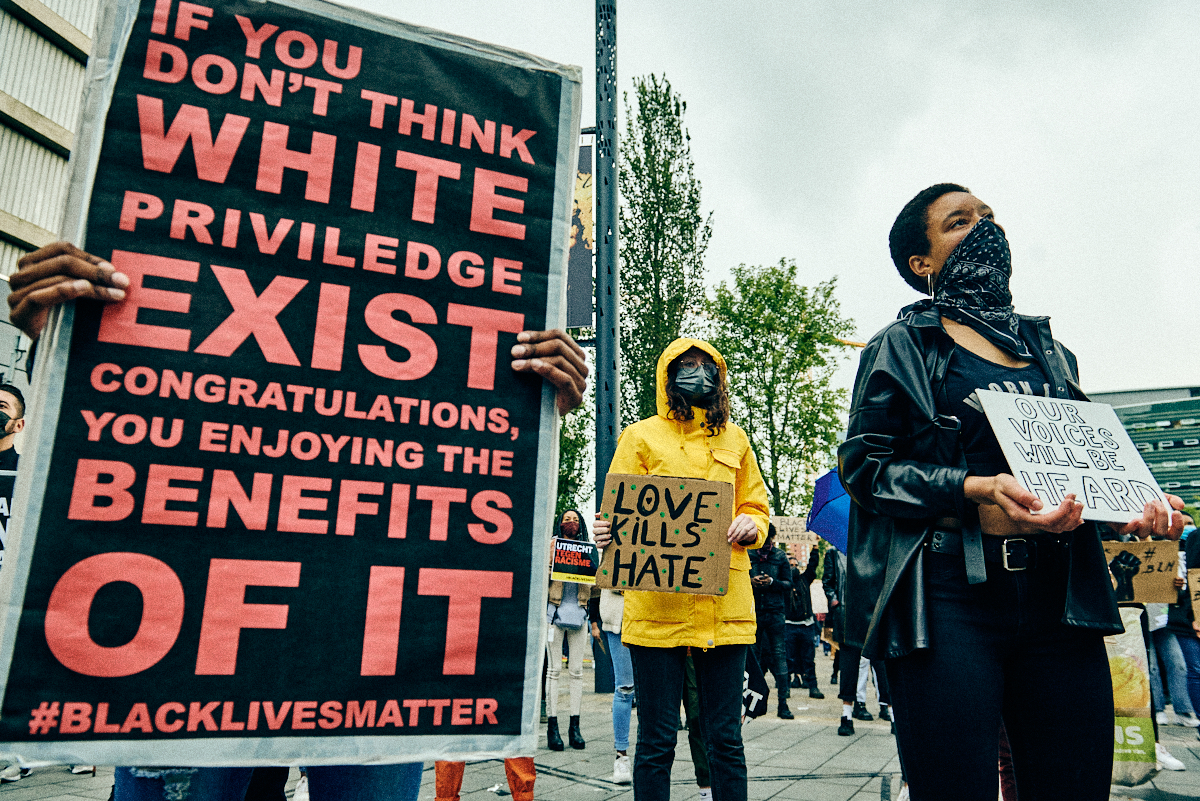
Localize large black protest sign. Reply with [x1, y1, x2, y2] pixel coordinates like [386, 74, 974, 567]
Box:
[0, 0, 579, 765]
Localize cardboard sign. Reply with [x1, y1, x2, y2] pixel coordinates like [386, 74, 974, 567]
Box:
[0, 0, 580, 766]
[1188, 568, 1200, 622]
[595, 474, 732, 596]
[1102, 541, 1179, 604]
[770, 516, 818, 548]
[976, 391, 1167, 524]
[550, 538, 598, 584]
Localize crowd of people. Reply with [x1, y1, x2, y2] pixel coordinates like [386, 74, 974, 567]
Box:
[6, 179, 1200, 801]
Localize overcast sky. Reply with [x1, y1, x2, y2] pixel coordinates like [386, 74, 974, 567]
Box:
[359, 0, 1200, 395]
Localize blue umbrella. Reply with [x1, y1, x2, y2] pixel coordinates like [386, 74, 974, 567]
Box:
[806, 468, 849, 553]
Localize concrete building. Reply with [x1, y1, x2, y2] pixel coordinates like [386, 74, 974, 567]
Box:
[1090, 386, 1200, 508]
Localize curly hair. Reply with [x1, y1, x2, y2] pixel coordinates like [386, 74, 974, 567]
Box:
[889, 182, 970, 293]
[665, 359, 730, 436]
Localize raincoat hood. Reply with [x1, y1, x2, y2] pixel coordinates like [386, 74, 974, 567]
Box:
[655, 338, 728, 419]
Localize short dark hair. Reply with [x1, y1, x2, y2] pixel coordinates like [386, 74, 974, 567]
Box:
[0, 384, 25, 419]
[889, 183, 970, 292]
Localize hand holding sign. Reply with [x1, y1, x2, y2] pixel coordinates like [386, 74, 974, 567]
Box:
[974, 391, 1184, 535]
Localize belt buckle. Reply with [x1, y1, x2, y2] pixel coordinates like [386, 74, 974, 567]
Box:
[1002, 538, 1029, 571]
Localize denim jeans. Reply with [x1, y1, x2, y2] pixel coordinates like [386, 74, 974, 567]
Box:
[753, 612, 789, 699]
[115, 764, 424, 801]
[1177, 632, 1200, 719]
[605, 630, 634, 751]
[885, 547, 1112, 801]
[1148, 627, 1195, 716]
[628, 644, 747, 801]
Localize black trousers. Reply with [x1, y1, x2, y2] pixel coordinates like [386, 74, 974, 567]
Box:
[753, 611, 790, 699]
[785, 622, 817, 686]
[628, 644, 748, 801]
[886, 548, 1112, 801]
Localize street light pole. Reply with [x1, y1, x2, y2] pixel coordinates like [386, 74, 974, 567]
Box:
[594, 0, 619, 508]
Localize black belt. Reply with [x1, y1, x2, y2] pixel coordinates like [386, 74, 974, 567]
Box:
[926, 528, 1066, 572]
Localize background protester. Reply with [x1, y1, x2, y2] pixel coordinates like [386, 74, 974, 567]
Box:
[750, 524, 794, 718]
[1179, 521, 1200, 737]
[546, 509, 593, 751]
[593, 338, 770, 801]
[785, 548, 824, 699]
[7, 242, 590, 801]
[434, 759, 534, 801]
[0, 383, 25, 470]
[839, 183, 1184, 799]
[590, 588, 634, 784]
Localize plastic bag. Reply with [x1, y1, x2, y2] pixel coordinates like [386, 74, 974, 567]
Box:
[1107, 607, 1158, 787]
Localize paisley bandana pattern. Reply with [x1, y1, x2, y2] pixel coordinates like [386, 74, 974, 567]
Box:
[902, 218, 1033, 360]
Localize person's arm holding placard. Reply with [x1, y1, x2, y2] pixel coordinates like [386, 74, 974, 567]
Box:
[9, 243, 589, 413]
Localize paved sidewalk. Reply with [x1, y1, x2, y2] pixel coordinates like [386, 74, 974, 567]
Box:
[3, 676, 1198, 801]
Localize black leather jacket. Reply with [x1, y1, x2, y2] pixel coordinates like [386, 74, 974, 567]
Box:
[837, 307, 1123, 659]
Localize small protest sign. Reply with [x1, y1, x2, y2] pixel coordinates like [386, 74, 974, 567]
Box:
[595, 474, 732, 596]
[975, 391, 1168, 524]
[550, 538, 598, 584]
[0, 471, 13, 569]
[1102, 541, 1179, 604]
[770, 516, 817, 547]
[1189, 568, 1200, 622]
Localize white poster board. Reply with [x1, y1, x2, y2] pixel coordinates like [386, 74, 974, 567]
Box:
[975, 390, 1168, 524]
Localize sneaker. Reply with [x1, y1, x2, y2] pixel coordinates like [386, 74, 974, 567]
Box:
[1178, 712, 1200, 728]
[292, 773, 310, 801]
[70, 765, 96, 775]
[852, 701, 874, 721]
[1156, 743, 1186, 771]
[1156, 710, 1172, 726]
[611, 755, 632, 785]
[837, 715, 854, 736]
[0, 765, 29, 783]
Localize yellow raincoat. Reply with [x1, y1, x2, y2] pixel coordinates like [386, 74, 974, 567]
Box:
[610, 338, 770, 649]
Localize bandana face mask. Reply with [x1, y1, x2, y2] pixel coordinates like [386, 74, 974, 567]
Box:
[931, 218, 1033, 360]
[559, 520, 580, 538]
[673, 363, 719, 406]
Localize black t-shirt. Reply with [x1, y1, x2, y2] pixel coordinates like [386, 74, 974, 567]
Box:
[938, 346, 1051, 477]
[0, 447, 17, 471]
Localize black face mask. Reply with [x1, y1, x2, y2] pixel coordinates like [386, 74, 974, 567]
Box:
[0, 411, 12, 430]
[673, 363, 719, 406]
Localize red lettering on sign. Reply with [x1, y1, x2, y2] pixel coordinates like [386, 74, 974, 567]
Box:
[195, 559, 301, 675]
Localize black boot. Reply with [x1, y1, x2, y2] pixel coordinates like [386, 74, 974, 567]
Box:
[546, 717, 564, 751]
[852, 701, 874, 721]
[777, 698, 794, 720]
[568, 715, 585, 749]
[808, 685, 825, 700]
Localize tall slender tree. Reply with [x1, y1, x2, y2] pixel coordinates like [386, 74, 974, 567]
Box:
[619, 74, 712, 423]
[707, 260, 855, 515]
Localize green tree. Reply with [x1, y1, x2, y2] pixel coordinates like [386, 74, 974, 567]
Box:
[707, 260, 855, 515]
[619, 74, 712, 423]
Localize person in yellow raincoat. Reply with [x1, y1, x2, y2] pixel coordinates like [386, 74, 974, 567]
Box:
[593, 337, 770, 801]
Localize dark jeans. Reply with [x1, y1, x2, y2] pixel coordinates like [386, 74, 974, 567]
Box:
[886, 547, 1112, 801]
[837, 644, 862, 705]
[785, 623, 816, 685]
[753, 612, 790, 699]
[1178, 632, 1200, 720]
[628, 644, 747, 801]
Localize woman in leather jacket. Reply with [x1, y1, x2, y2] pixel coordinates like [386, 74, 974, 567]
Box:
[838, 184, 1184, 800]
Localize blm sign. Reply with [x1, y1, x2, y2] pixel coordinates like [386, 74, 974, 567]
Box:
[0, 0, 580, 766]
